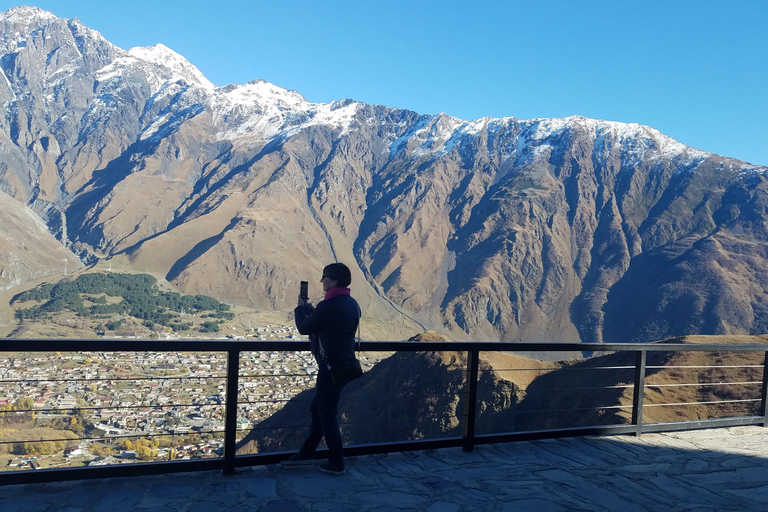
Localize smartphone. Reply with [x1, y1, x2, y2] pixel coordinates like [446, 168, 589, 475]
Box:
[299, 281, 309, 301]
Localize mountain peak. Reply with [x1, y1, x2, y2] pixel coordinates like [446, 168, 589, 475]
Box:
[0, 6, 58, 41]
[126, 43, 215, 92]
[1, 5, 57, 23]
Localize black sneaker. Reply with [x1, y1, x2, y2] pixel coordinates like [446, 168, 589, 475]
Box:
[317, 462, 345, 476]
[280, 453, 314, 467]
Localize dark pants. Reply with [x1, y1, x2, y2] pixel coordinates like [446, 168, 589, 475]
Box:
[298, 366, 346, 467]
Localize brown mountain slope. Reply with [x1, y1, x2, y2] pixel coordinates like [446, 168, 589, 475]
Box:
[640, 335, 767, 423]
[514, 335, 767, 430]
[0, 191, 82, 293]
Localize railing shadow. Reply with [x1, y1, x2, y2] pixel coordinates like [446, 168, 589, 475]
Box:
[1, 428, 767, 511]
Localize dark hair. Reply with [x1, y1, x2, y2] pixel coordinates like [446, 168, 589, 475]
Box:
[323, 263, 352, 288]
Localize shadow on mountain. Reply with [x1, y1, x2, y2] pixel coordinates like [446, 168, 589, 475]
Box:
[602, 236, 768, 343]
[165, 216, 240, 281]
[512, 350, 669, 431]
[65, 139, 163, 248]
[236, 349, 518, 455]
[236, 336, 767, 455]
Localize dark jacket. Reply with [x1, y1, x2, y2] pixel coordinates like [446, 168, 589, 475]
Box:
[294, 295, 359, 367]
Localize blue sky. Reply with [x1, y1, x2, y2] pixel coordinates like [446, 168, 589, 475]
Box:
[4, 1, 767, 165]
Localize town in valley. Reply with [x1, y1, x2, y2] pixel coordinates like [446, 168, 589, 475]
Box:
[0, 323, 377, 471]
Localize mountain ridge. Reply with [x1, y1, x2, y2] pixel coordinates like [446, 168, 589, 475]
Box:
[1, 7, 767, 343]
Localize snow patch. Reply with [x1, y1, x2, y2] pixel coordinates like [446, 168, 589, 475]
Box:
[568, 116, 710, 165]
[139, 112, 173, 140]
[211, 81, 360, 141]
[95, 44, 214, 95]
[127, 44, 214, 93]
[0, 7, 58, 55]
[509, 119, 566, 165]
[399, 114, 714, 171]
[389, 113, 481, 157]
[737, 165, 768, 176]
[0, 6, 58, 27]
[388, 115, 433, 155]
[440, 117, 491, 154]
[0, 66, 15, 102]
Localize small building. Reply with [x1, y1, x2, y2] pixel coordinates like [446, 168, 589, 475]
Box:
[104, 331, 141, 338]
[64, 445, 82, 457]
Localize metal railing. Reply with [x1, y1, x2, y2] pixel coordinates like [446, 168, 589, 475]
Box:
[1, 339, 766, 486]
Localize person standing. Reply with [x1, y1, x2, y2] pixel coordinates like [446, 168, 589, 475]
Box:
[282, 262, 359, 476]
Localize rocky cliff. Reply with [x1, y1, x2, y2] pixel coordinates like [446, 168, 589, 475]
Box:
[2, 7, 767, 343]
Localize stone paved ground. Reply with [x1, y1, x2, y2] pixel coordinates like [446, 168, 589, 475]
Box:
[2, 426, 768, 511]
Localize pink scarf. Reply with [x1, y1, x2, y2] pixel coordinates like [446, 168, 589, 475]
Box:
[324, 287, 351, 300]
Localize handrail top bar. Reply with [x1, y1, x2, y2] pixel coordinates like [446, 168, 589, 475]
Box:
[1, 338, 768, 353]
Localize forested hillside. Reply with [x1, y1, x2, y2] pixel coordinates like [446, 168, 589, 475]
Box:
[12, 273, 231, 333]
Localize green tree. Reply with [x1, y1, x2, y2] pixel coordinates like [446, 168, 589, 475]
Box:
[14, 272, 232, 326]
[105, 319, 124, 331]
[199, 321, 220, 333]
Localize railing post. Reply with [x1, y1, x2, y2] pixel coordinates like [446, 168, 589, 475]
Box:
[223, 349, 241, 474]
[760, 352, 768, 427]
[631, 349, 647, 436]
[462, 349, 480, 451]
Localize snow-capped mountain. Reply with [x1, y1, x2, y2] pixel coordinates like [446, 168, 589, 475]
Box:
[2, 6, 768, 343]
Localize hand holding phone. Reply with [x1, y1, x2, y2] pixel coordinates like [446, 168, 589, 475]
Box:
[299, 281, 309, 302]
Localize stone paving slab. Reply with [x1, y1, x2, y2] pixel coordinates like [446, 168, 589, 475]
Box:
[2, 426, 768, 511]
